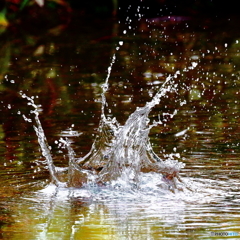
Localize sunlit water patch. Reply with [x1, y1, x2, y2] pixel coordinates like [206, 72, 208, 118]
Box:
[4, 176, 239, 240]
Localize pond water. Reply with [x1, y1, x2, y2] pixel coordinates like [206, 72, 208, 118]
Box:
[1, 12, 240, 239]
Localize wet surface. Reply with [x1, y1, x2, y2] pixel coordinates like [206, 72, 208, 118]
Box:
[1, 12, 240, 239]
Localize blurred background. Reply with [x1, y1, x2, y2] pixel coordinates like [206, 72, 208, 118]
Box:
[0, 0, 240, 27]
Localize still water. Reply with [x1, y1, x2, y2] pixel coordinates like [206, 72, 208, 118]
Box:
[1, 13, 240, 239]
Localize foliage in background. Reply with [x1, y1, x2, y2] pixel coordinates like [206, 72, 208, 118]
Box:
[0, 0, 71, 29]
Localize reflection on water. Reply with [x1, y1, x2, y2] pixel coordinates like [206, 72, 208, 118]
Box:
[1, 12, 240, 239]
[3, 179, 240, 240]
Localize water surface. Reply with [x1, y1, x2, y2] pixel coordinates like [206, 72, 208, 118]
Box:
[1, 14, 240, 239]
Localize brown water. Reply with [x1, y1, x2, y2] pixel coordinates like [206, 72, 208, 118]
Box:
[1, 14, 240, 239]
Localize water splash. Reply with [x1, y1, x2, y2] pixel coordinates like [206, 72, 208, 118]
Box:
[20, 58, 198, 192]
[77, 62, 197, 190]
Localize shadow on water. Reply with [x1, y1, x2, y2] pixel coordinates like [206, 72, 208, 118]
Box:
[1, 10, 240, 239]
